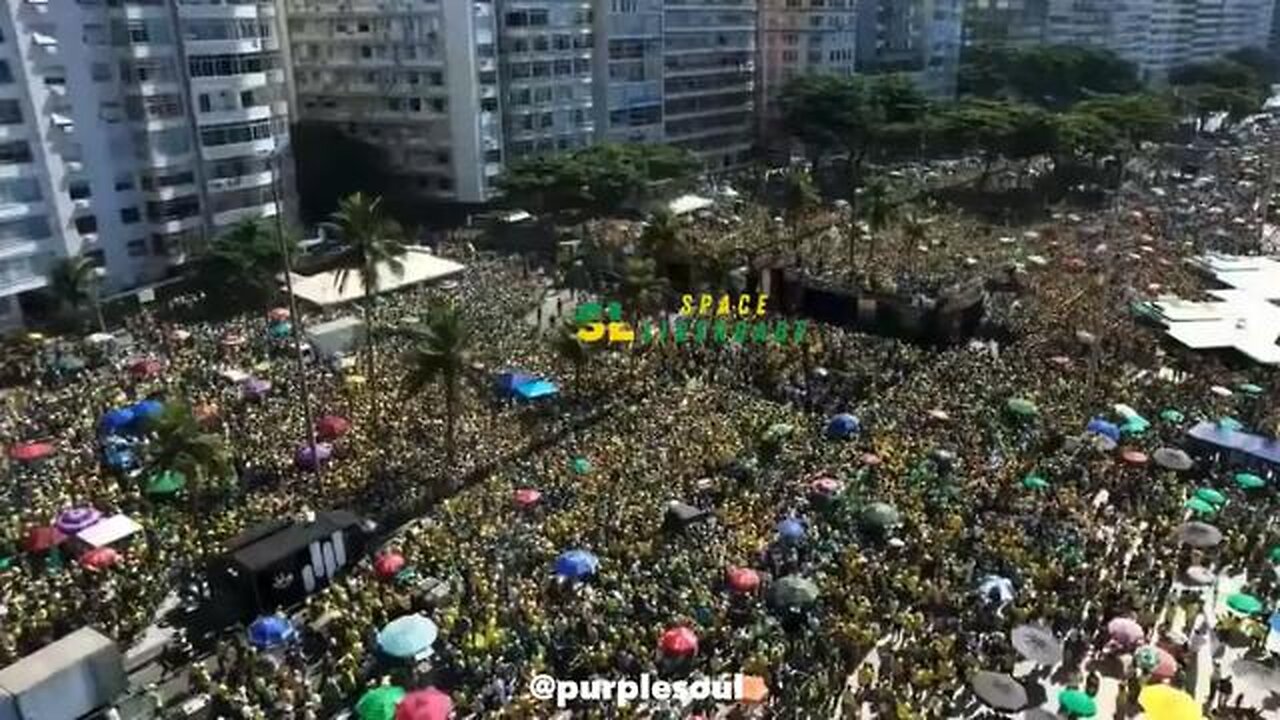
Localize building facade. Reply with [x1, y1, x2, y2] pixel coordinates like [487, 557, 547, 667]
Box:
[855, 0, 965, 98]
[758, 0, 859, 121]
[0, 0, 294, 330]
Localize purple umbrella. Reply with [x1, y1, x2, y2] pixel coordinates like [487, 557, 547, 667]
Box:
[56, 506, 102, 534]
[295, 442, 333, 470]
[242, 378, 272, 399]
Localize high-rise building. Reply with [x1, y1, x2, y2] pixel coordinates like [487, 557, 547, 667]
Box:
[281, 0, 502, 203]
[855, 0, 965, 98]
[758, 0, 860, 122]
[593, 0, 664, 145]
[962, 0, 1047, 47]
[0, 0, 294, 330]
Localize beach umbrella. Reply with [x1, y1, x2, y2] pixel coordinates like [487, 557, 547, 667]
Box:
[726, 566, 761, 594]
[376, 614, 439, 659]
[24, 526, 65, 553]
[1175, 522, 1222, 547]
[242, 377, 272, 399]
[268, 321, 293, 339]
[554, 549, 599, 580]
[268, 307, 291, 322]
[56, 506, 102, 534]
[770, 575, 819, 608]
[1193, 487, 1226, 506]
[1184, 498, 1216, 515]
[1182, 566, 1215, 586]
[862, 502, 901, 530]
[294, 442, 333, 470]
[79, 547, 120, 571]
[374, 552, 406, 580]
[101, 407, 135, 434]
[247, 615, 296, 650]
[1136, 646, 1178, 680]
[1239, 382, 1264, 395]
[128, 358, 162, 379]
[193, 403, 220, 425]
[1108, 617, 1145, 645]
[777, 518, 806, 542]
[1022, 474, 1049, 490]
[571, 457, 592, 475]
[1120, 449, 1148, 466]
[825, 413, 860, 439]
[659, 626, 699, 657]
[9, 442, 55, 462]
[514, 488, 541, 508]
[1234, 472, 1266, 489]
[1226, 592, 1264, 616]
[1218, 417, 1244, 432]
[1086, 418, 1121, 442]
[395, 688, 452, 720]
[145, 470, 186, 496]
[316, 415, 351, 440]
[132, 399, 164, 423]
[1138, 685, 1201, 720]
[977, 575, 1015, 605]
[969, 671, 1028, 711]
[1153, 448, 1193, 471]
[810, 476, 842, 497]
[1011, 624, 1063, 665]
[1159, 409, 1185, 423]
[1005, 397, 1038, 419]
[357, 686, 406, 720]
[927, 409, 950, 422]
[1058, 688, 1097, 717]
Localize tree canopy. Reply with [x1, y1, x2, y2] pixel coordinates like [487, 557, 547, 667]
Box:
[779, 73, 930, 167]
[1169, 56, 1268, 123]
[190, 220, 296, 311]
[959, 44, 1141, 108]
[496, 143, 697, 217]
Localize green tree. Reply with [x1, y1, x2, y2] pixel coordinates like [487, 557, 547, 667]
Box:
[781, 167, 820, 257]
[142, 402, 235, 506]
[497, 143, 697, 217]
[404, 304, 470, 473]
[46, 254, 104, 332]
[331, 192, 408, 395]
[959, 44, 1140, 108]
[1052, 111, 1122, 167]
[1224, 46, 1280, 85]
[856, 179, 896, 288]
[191, 220, 296, 313]
[621, 256, 666, 322]
[639, 208, 686, 264]
[1073, 94, 1176, 154]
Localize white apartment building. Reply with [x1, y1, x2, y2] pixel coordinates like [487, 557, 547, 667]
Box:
[0, 0, 294, 330]
[758, 0, 859, 121]
[281, 0, 502, 203]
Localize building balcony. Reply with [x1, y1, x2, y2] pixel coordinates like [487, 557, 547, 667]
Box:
[206, 169, 273, 193]
[0, 239, 45, 262]
[183, 36, 280, 55]
[177, 1, 276, 20]
[144, 183, 200, 201]
[150, 215, 202, 234]
[196, 104, 276, 127]
[213, 200, 276, 228]
[190, 69, 287, 90]
[201, 136, 278, 162]
[0, 201, 46, 223]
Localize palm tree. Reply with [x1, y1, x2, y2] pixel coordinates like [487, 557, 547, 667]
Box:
[331, 192, 408, 392]
[900, 211, 929, 277]
[404, 303, 470, 474]
[621, 256, 666, 323]
[782, 168, 819, 261]
[47, 254, 104, 332]
[856, 179, 896, 289]
[551, 320, 591, 393]
[143, 403, 234, 507]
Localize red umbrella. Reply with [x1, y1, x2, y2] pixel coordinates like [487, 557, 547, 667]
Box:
[80, 547, 121, 571]
[317, 415, 352, 441]
[128, 358, 162, 379]
[9, 442, 55, 462]
[268, 307, 291, 322]
[395, 687, 452, 720]
[1121, 449, 1148, 466]
[24, 526, 65, 553]
[726, 566, 761, 594]
[514, 488, 542, 508]
[659, 626, 699, 658]
[373, 552, 406, 579]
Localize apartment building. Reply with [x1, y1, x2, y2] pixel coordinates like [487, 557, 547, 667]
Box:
[0, 0, 294, 330]
[281, 0, 502, 203]
[758, 0, 860, 121]
[855, 0, 965, 97]
[962, 0, 1047, 47]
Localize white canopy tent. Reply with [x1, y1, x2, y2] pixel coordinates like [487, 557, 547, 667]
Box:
[284, 249, 464, 307]
[76, 514, 143, 548]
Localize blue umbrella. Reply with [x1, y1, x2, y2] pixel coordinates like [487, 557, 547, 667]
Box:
[376, 614, 439, 659]
[554, 549, 599, 580]
[825, 413, 860, 439]
[1270, 611, 1280, 634]
[132, 399, 164, 422]
[778, 518, 806, 542]
[247, 615, 296, 650]
[101, 407, 135, 434]
[1086, 417, 1120, 442]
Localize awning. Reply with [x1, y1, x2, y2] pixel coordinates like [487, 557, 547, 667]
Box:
[284, 249, 463, 307]
[75, 513, 142, 548]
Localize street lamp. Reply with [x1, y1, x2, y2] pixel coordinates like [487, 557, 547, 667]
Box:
[261, 144, 320, 463]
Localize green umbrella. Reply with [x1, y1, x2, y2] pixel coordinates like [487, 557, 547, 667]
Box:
[770, 575, 820, 608]
[1184, 498, 1216, 515]
[1234, 472, 1266, 490]
[1270, 546, 1280, 564]
[1218, 417, 1245, 432]
[356, 686, 405, 720]
[1005, 397, 1038, 418]
[268, 321, 293, 339]
[1226, 592, 1264, 616]
[1134, 645, 1160, 672]
[1194, 487, 1226, 506]
[1238, 383, 1264, 395]
[0, 556, 12, 571]
[1159, 408, 1184, 423]
[1058, 688, 1097, 717]
[1022, 474, 1050, 490]
[571, 457, 592, 475]
[862, 502, 902, 529]
[145, 469, 187, 496]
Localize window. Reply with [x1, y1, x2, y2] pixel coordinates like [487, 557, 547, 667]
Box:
[206, 156, 270, 180]
[127, 239, 147, 257]
[199, 117, 283, 147]
[0, 62, 10, 85]
[0, 178, 41, 204]
[188, 52, 280, 78]
[0, 100, 21, 125]
[75, 215, 98, 234]
[114, 173, 134, 191]
[140, 168, 195, 190]
[0, 141, 32, 165]
[121, 59, 176, 84]
[146, 195, 200, 222]
[121, 207, 140, 224]
[91, 63, 112, 82]
[69, 181, 92, 200]
[0, 217, 51, 242]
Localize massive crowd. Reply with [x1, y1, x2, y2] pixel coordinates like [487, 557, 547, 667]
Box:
[2, 122, 1280, 720]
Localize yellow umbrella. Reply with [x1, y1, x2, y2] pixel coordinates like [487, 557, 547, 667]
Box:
[345, 374, 366, 386]
[1138, 685, 1201, 720]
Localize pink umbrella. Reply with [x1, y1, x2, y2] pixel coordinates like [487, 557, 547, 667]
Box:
[80, 547, 121, 571]
[374, 552, 406, 580]
[514, 488, 542, 508]
[1120, 449, 1148, 466]
[861, 453, 882, 466]
[726, 566, 760, 594]
[317, 415, 351, 441]
[395, 687, 452, 720]
[268, 307, 291, 323]
[9, 441, 55, 462]
[1149, 646, 1178, 680]
[659, 626, 699, 658]
[1107, 617, 1145, 646]
[128, 358, 163, 379]
[810, 477, 841, 497]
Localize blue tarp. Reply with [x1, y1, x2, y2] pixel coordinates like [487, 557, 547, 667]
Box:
[554, 550, 599, 580]
[132, 399, 164, 422]
[514, 379, 559, 400]
[1086, 417, 1121, 442]
[1186, 421, 1280, 471]
[101, 407, 136, 434]
[496, 371, 537, 394]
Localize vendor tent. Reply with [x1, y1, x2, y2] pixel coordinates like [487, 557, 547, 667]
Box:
[75, 514, 142, 548]
[286, 249, 463, 307]
[305, 317, 366, 360]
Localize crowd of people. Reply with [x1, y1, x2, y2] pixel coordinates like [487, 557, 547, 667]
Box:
[2, 120, 1280, 719]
